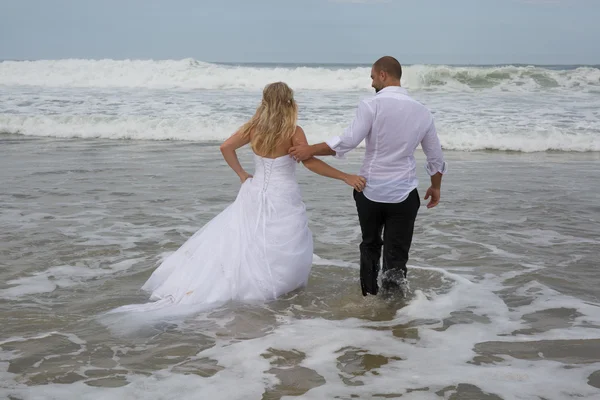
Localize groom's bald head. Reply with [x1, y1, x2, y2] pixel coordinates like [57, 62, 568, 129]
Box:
[371, 56, 402, 92]
[372, 56, 402, 80]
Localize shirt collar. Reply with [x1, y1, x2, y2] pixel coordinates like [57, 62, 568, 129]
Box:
[376, 86, 408, 95]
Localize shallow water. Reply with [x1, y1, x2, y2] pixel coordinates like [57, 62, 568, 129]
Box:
[1, 136, 599, 399]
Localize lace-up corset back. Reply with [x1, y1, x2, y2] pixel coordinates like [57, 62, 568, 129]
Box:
[252, 154, 298, 194]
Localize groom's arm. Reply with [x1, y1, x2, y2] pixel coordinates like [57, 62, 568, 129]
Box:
[312, 142, 337, 156]
[289, 100, 374, 161]
[420, 116, 447, 208]
[290, 142, 336, 161]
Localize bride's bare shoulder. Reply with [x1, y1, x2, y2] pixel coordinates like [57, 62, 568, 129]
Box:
[291, 126, 308, 145]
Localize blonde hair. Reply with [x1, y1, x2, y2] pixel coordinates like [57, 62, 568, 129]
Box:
[239, 82, 298, 156]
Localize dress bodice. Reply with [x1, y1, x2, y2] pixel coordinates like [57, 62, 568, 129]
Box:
[251, 154, 298, 192]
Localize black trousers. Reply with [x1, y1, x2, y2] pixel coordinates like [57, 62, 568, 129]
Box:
[353, 188, 421, 296]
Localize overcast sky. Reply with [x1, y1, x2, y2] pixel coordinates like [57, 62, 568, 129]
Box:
[1, 0, 598, 64]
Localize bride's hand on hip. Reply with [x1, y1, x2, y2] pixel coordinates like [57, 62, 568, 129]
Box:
[239, 172, 253, 183]
[343, 174, 366, 192]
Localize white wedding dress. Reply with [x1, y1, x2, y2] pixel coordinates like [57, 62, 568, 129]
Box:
[110, 154, 314, 313]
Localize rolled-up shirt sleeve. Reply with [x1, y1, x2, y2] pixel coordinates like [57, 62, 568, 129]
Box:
[326, 100, 374, 159]
[421, 118, 448, 175]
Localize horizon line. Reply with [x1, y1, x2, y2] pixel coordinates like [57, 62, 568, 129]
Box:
[1, 57, 598, 68]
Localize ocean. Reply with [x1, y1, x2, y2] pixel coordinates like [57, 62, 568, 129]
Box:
[1, 59, 599, 151]
[1, 59, 599, 399]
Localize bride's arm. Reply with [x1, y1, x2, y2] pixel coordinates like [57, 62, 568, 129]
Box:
[220, 130, 252, 183]
[292, 127, 366, 192]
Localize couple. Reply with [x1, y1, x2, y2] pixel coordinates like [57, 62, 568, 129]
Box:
[117, 56, 446, 311]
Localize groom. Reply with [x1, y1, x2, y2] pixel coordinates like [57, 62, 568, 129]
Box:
[289, 56, 447, 297]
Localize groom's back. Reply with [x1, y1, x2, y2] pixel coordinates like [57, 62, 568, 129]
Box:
[358, 85, 441, 203]
[366, 87, 434, 159]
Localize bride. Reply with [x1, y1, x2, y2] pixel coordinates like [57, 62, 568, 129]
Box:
[111, 82, 365, 311]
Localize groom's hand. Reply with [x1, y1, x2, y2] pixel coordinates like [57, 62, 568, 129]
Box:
[424, 186, 440, 208]
[289, 144, 314, 162]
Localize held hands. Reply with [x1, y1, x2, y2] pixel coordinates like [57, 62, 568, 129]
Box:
[288, 144, 314, 162]
[424, 186, 440, 208]
[343, 174, 367, 192]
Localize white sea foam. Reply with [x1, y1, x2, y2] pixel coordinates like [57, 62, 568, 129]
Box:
[1, 59, 599, 152]
[2, 264, 599, 399]
[1, 59, 599, 91]
[2, 113, 599, 152]
[0, 259, 138, 299]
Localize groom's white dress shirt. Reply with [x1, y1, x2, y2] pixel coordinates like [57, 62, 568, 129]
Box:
[326, 86, 447, 203]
